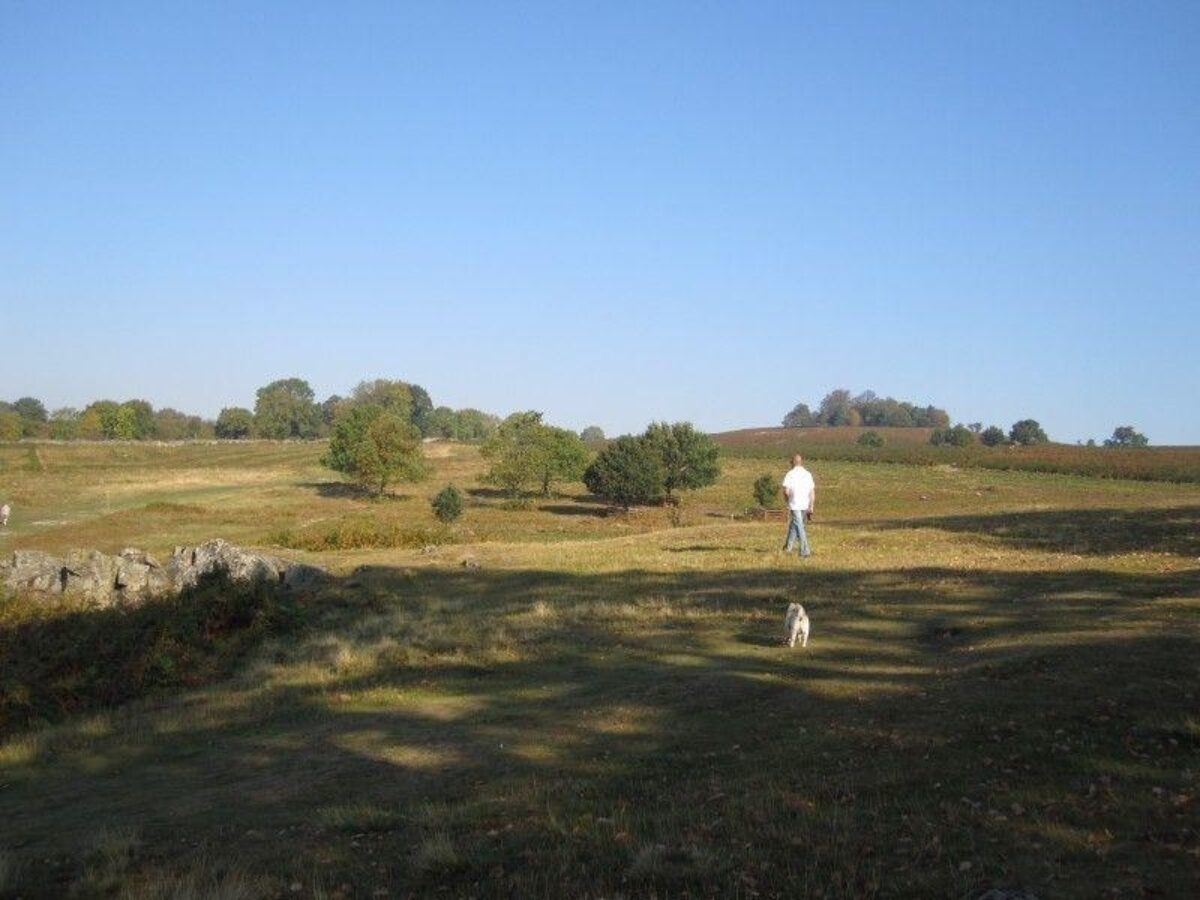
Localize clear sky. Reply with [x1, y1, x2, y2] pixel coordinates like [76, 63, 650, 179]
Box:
[2, 2, 1197, 443]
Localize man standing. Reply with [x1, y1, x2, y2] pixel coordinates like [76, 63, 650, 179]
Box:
[781, 454, 815, 557]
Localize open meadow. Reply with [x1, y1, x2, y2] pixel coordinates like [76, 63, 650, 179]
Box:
[1, 440, 1198, 898]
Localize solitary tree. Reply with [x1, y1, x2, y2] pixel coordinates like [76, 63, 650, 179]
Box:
[641, 421, 721, 499]
[1104, 426, 1149, 448]
[583, 436, 665, 508]
[580, 425, 606, 444]
[323, 405, 427, 495]
[255, 378, 321, 439]
[1009, 419, 1049, 446]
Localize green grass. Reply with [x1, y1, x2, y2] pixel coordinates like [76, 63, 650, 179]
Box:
[1, 441, 1198, 897]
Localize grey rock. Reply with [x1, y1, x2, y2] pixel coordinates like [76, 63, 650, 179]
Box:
[2, 539, 326, 606]
[5, 550, 66, 593]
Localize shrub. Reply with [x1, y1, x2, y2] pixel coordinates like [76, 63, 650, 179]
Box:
[431, 485, 464, 522]
[930, 424, 974, 447]
[980, 425, 1007, 447]
[857, 430, 885, 448]
[1010, 419, 1049, 445]
[752, 474, 780, 508]
[583, 436, 665, 508]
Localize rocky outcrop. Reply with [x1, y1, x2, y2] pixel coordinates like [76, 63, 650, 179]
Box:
[0, 539, 326, 606]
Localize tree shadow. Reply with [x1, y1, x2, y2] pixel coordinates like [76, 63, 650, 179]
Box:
[857, 504, 1200, 557]
[3, 558, 1199, 897]
[299, 481, 413, 501]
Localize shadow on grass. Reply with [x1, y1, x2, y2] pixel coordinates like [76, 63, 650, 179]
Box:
[2, 556, 1199, 897]
[299, 481, 414, 501]
[858, 504, 1200, 556]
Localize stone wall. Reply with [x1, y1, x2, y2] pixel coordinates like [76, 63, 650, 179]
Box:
[0, 539, 326, 606]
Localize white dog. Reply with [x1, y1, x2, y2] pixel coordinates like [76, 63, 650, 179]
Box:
[784, 602, 810, 648]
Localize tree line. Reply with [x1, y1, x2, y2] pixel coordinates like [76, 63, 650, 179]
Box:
[784, 389, 951, 429]
[0, 378, 503, 443]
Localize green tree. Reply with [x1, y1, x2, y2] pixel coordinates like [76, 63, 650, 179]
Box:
[580, 426, 606, 444]
[817, 390, 853, 426]
[0, 410, 21, 441]
[351, 379, 414, 423]
[536, 426, 590, 496]
[980, 425, 1007, 447]
[431, 484, 464, 522]
[782, 403, 815, 427]
[215, 407, 255, 439]
[583, 436, 665, 508]
[753, 473, 781, 508]
[641, 422, 720, 498]
[323, 405, 427, 495]
[254, 378, 321, 439]
[1104, 426, 1149, 448]
[48, 408, 81, 440]
[12, 397, 47, 437]
[481, 411, 549, 498]
[120, 400, 156, 439]
[409, 384, 434, 435]
[1009, 419, 1049, 446]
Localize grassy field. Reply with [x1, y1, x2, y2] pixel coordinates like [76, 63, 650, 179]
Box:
[717, 426, 1200, 483]
[1, 441, 1199, 898]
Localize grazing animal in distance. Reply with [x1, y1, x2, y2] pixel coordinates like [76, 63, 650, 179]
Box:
[784, 602, 810, 648]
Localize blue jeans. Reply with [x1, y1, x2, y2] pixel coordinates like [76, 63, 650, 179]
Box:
[784, 510, 811, 557]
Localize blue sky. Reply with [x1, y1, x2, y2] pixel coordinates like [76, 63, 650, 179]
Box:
[2, 2, 1197, 443]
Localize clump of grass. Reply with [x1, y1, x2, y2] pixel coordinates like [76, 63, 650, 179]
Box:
[117, 860, 263, 900]
[141, 501, 208, 515]
[0, 851, 18, 893]
[319, 802, 403, 833]
[411, 832, 461, 875]
[628, 843, 722, 883]
[70, 827, 142, 896]
[269, 518, 457, 551]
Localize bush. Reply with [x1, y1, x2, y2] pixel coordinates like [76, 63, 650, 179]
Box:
[752, 474, 780, 508]
[583, 436, 665, 508]
[431, 485, 464, 522]
[856, 430, 885, 448]
[980, 425, 1007, 447]
[930, 424, 974, 447]
[1010, 419, 1049, 446]
[641, 422, 721, 498]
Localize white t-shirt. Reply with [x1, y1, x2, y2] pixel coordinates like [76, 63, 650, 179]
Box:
[781, 466, 815, 512]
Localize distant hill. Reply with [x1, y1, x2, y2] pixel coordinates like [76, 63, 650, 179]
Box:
[716, 426, 934, 451]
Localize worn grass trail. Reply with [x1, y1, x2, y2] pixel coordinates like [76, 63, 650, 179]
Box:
[1, 442, 1198, 897]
